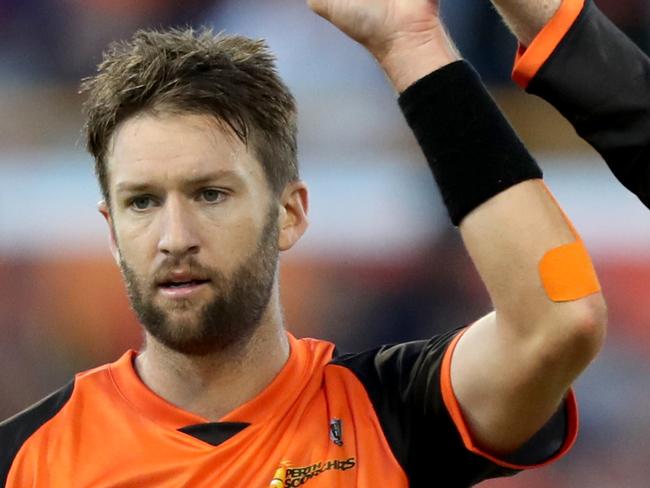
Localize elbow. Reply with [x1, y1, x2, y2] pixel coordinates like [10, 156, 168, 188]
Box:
[558, 292, 608, 364]
[520, 293, 608, 381]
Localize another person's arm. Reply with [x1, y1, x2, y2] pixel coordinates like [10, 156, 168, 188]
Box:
[308, 0, 606, 462]
[494, 0, 650, 209]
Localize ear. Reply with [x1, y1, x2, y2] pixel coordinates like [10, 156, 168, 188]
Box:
[98, 200, 121, 266]
[277, 180, 309, 252]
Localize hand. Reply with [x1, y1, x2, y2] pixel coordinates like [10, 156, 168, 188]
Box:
[307, 0, 459, 91]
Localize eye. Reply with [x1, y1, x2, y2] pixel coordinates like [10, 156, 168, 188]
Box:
[200, 188, 226, 203]
[129, 195, 156, 211]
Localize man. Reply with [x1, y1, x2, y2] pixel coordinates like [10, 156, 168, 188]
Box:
[0, 0, 606, 486]
[490, 0, 650, 209]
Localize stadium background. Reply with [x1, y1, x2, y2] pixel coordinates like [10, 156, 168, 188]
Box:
[1, 0, 649, 486]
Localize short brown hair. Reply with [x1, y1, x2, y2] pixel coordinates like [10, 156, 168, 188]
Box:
[80, 27, 298, 205]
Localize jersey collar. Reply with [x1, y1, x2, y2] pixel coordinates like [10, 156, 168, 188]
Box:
[108, 333, 332, 430]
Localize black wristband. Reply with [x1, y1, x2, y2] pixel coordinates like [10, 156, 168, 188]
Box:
[398, 60, 542, 226]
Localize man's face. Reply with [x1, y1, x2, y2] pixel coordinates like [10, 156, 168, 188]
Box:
[104, 112, 280, 355]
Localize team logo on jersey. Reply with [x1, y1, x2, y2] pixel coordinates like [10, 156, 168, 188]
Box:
[329, 418, 343, 446]
[269, 461, 290, 488]
[269, 458, 356, 487]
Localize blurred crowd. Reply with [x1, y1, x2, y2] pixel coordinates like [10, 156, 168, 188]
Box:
[1, 1, 650, 486]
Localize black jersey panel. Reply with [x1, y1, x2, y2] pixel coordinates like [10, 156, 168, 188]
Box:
[527, 0, 650, 208]
[0, 380, 75, 487]
[331, 329, 516, 487]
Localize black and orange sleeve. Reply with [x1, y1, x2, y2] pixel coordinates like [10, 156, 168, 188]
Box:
[0, 381, 75, 487]
[513, 0, 650, 210]
[332, 329, 577, 486]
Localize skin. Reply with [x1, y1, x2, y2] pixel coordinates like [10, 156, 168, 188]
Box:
[488, 0, 563, 47]
[309, 0, 460, 92]
[99, 111, 308, 420]
[309, 0, 606, 455]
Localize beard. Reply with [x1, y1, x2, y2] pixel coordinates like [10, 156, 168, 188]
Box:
[119, 206, 279, 356]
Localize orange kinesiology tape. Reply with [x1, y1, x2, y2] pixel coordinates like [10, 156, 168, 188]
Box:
[537, 182, 601, 302]
[539, 239, 601, 302]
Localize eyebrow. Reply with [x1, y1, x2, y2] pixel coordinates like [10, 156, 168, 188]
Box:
[114, 169, 244, 194]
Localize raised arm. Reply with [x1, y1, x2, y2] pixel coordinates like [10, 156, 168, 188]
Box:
[308, 0, 606, 460]
[492, 0, 650, 210]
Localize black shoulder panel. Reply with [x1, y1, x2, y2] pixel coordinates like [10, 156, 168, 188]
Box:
[330, 330, 517, 487]
[0, 380, 74, 487]
[528, 0, 650, 208]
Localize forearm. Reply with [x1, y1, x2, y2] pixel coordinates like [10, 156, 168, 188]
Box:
[490, 0, 562, 46]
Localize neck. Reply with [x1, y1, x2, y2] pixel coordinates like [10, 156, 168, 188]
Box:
[134, 293, 290, 421]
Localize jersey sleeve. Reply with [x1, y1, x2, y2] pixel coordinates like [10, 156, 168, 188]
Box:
[331, 328, 578, 487]
[512, 0, 650, 209]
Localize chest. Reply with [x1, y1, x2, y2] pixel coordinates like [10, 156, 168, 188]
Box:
[10, 380, 408, 487]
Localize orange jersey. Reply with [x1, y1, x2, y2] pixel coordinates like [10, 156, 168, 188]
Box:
[1, 331, 577, 487]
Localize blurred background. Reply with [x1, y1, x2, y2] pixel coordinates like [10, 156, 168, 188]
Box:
[1, 0, 650, 486]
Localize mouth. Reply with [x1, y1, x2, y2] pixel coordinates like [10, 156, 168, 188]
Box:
[159, 279, 210, 289]
[157, 279, 211, 298]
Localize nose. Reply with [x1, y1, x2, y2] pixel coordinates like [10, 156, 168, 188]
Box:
[157, 196, 200, 258]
